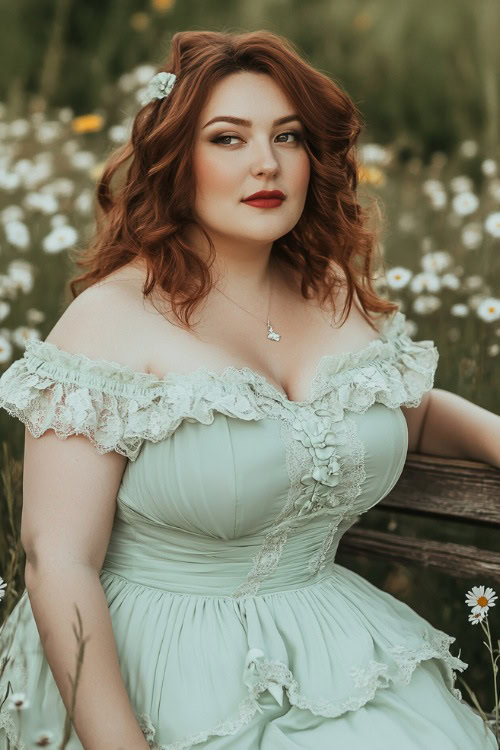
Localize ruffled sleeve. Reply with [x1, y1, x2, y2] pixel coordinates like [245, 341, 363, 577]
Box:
[376, 308, 439, 409]
[0, 339, 162, 461]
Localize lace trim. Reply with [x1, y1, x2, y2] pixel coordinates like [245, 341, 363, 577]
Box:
[0, 311, 438, 463]
[231, 408, 366, 597]
[134, 629, 467, 750]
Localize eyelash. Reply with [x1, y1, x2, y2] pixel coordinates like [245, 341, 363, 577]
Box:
[211, 130, 303, 146]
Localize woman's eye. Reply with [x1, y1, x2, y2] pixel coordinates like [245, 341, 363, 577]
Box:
[211, 131, 302, 146]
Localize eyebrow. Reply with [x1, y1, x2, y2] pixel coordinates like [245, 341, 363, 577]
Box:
[202, 114, 302, 129]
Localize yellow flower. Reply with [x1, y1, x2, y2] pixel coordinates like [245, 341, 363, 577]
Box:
[71, 114, 104, 134]
[151, 0, 175, 10]
[358, 165, 386, 186]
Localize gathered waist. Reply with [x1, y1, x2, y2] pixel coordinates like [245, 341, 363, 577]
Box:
[102, 502, 348, 596]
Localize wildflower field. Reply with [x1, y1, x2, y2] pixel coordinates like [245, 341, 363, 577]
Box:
[0, 9, 499, 743]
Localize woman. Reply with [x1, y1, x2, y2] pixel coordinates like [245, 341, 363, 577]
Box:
[0, 29, 498, 750]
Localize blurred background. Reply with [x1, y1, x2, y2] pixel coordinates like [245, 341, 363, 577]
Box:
[0, 0, 499, 719]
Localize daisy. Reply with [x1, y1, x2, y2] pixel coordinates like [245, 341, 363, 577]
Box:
[476, 297, 500, 323]
[465, 585, 497, 614]
[468, 610, 487, 625]
[421, 250, 452, 274]
[484, 211, 500, 238]
[481, 159, 497, 177]
[452, 191, 479, 217]
[6, 692, 30, 710]
[386, 267, 412, 290]
[450, 175, 474, 193]
[34, 729, 55, 746]
[42, 225, 78, 254]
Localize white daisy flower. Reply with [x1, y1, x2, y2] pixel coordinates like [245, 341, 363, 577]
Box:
[484, 211, 500, 238]
[481, 159, 497, 177]
[461, 222, 482, 249]
[42, 225, 78, 254]
[58, 107, 74, 123]
[0, 205, 24, 223]
[421, 251, 452, 274]
[386, 267, 412, 289]
[398, 213, 416, 232]
[410, 271, 441, 294]
[0, 575, 6, 600]
[50, 214, 69, 228]
[13, 158, 34, 178]
[360, 143, 391, 166]
[476, 297, 500, 322]
[26, 308, 45, 325]
[8, 260, 34, 294]
[9, 119, 30, 139]
[413, 295, 441, 315]
[133, 63, 157, 86]
[465, 585, 497, 613]
[35, 121, 63, 145]
[34, 729, 55, 746]
[468, 610, 486, 625]
[0, 169, 21, 191]
[452, 191, 479, 216]
[61, 139, 79, 157]
[108, 124, 129, 144]
[7, 692, 30, 710]
[69, 150, 96, 170]
[464, 275, 484, 291]
[488, 343, 500, 357]
[450, 175, 474, 193]
[74, 189, 93, 215]
[459, 140, 478, 158]
[440, 273, 460, 290]
[451, 303, 469, 317]
[23, 191, 59, 215]
[423, 178, 445, 196]
[118, 71, 137, 93]
[41, 178, 75, 197]
[23, 161, 52, 189]
[4, 219, 30, 249]
[429, 190, 447, 210]
[0, 303, 11, 324]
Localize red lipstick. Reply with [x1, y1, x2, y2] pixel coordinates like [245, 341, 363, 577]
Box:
[242, 189, 286, 208]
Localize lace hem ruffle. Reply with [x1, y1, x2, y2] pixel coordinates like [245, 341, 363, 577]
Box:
[0, 606, 466, 750]
[133, 628, 466, 750]
[0, 311, 438, 462]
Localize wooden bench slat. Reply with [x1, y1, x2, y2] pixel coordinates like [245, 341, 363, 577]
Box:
[377, 453, 500, 526]
[337, 527, 500, 581]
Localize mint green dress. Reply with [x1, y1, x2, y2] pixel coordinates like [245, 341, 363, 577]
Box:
[0, 309, 496, 749]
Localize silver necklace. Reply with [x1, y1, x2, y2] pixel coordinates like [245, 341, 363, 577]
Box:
[214, 265, 282, 342]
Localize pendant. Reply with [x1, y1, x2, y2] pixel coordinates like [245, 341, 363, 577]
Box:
[267, 322, 281, 341]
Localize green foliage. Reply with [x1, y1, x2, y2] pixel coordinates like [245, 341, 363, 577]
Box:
[1, 0, 499, 153]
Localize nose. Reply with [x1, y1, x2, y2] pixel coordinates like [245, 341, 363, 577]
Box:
[250, 140, 280, 178]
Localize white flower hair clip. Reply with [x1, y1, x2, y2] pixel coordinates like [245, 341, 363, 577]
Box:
[141, 71, 177, 106]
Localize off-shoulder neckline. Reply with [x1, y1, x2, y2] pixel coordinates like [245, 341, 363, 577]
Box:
[22, 310, 404, 407]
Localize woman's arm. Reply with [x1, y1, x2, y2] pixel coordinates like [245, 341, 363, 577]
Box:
[22, 428, 151, 750]
[404, 387, 500, 469]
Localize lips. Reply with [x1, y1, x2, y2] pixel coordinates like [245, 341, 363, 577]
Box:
[243, 190, 286, 201]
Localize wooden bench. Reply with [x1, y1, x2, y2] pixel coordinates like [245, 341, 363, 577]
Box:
[337, 452, 500, 581]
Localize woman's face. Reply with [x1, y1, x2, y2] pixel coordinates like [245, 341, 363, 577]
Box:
[191, 71, 310, 253]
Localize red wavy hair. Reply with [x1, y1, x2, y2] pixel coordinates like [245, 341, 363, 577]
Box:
[67, 28, 398, 332]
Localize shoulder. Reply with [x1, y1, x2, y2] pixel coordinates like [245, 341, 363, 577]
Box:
[45, 262, 153, 373]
